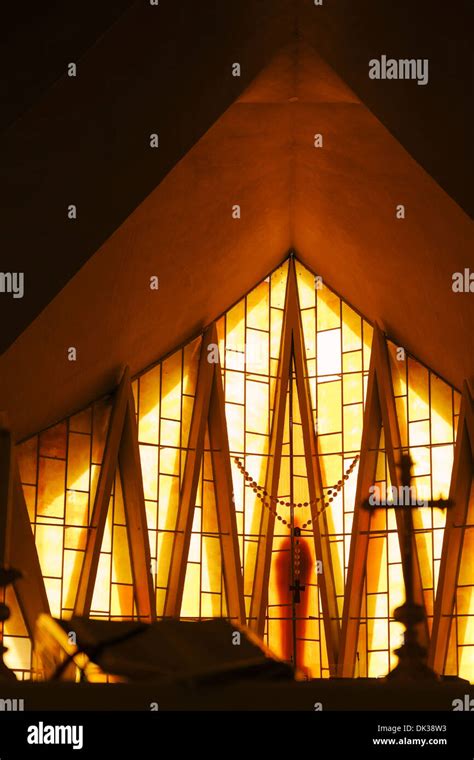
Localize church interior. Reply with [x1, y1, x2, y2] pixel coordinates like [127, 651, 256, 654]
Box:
[0, 0, 472, 712]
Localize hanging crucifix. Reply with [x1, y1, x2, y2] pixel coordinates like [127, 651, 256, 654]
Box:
[289, 527, 306, 603]
[363, 452, 453, 680]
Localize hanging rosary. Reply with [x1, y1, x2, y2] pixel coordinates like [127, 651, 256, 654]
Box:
[233, 453, 359, 530]
[234, 453, 359, 602]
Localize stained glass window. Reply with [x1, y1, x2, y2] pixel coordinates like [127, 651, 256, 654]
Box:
[12, 398, 112, 677]
[10, 255, 471, 683]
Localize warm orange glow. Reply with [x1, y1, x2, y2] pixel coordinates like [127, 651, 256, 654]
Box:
[11, 257, 471, 683]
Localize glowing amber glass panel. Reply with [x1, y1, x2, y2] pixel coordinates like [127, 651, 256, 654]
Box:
[388, 341, 459, 640]
[12, 255, 467, 682]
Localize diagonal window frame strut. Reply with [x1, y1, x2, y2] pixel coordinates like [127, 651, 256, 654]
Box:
[249, 258, 341, 674]
[164, 324, 245, 623]
[74, 367, 156, 622]
[429, 380, 474, 674]
[0, 420, 50, 642]
[338, 323, 429, 676]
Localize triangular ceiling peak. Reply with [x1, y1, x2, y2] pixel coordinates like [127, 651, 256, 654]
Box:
[0, 43, 472, 443]
[238, 41, 360, 105]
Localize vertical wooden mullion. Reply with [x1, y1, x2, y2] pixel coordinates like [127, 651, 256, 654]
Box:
[289, 260, 341, 673]
[339, 325, 432, 675]
[163, 327, 215, 617]
[118, 383, 156, 622]
[373, 325, 429, 649]
[0, 421, 50, 638]
[207, 324, 246, 624]
[73, 369, 129, 617]
[338, 343, 381, 676]
[249, 274, 293, 636]
[429, 382, 473, 672]
[11, 465, 50, 636]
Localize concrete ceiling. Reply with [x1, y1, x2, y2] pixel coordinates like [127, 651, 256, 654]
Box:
[1, 41, 472, 442]
[1, 0, 471, 359]
[0, 0, 292, 354]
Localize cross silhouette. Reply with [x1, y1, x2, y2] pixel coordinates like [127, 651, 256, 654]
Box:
[362, 452, 453, 680]
[289, 578, 306, 604]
